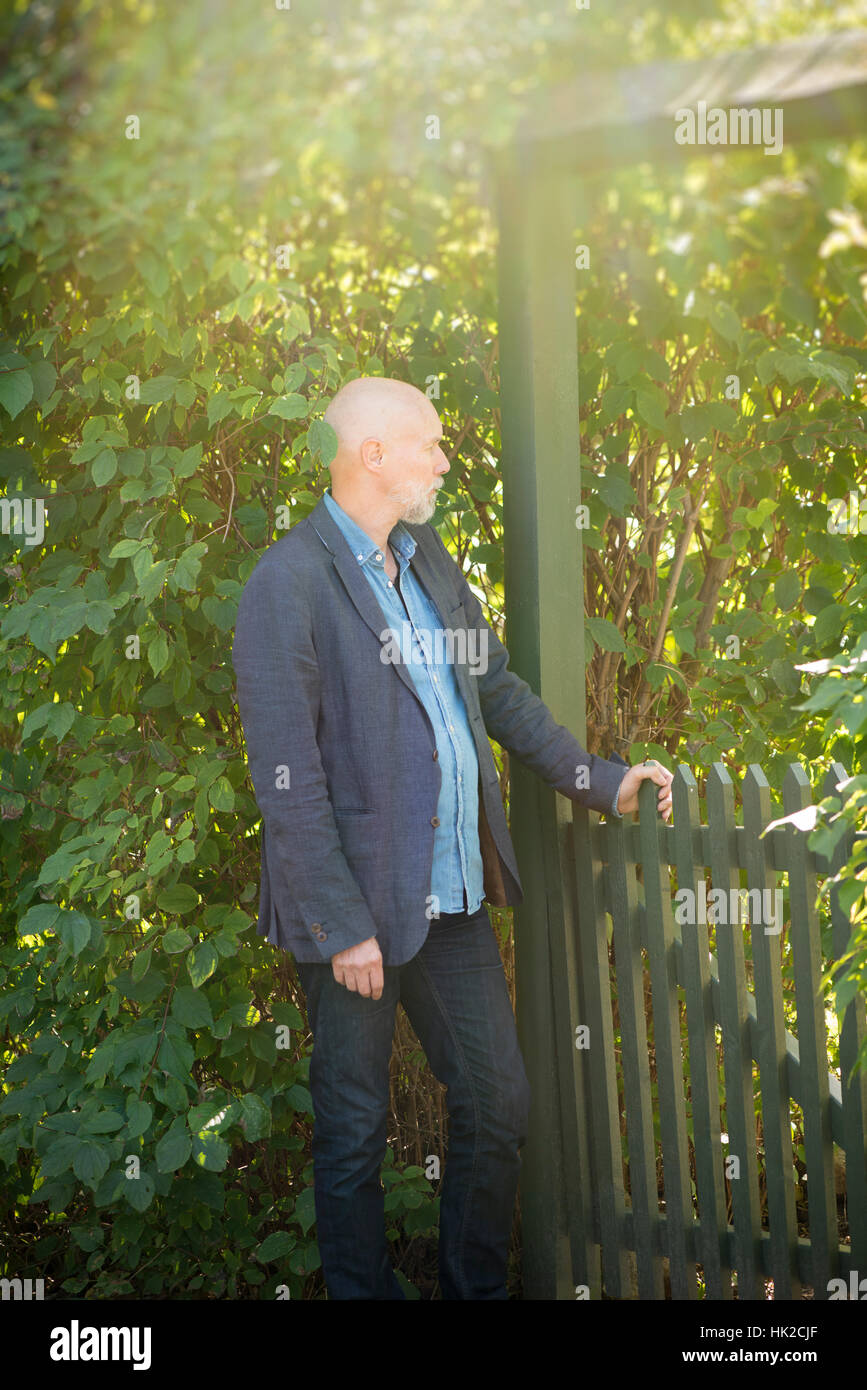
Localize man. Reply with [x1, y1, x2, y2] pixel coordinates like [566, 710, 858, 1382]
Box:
[231, 375, 673, 1300]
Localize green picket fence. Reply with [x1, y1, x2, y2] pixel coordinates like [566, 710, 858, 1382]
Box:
[566, 761, 867, 1300]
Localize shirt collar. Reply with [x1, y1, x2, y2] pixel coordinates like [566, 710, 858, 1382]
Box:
[323, 487, 416, 569]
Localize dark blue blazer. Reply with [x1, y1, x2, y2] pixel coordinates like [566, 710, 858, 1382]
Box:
[231, 495, 626, 965]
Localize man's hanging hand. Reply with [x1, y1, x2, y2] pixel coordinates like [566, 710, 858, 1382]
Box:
[615, 759, 674, 822]
[331, 935, 384, 1000]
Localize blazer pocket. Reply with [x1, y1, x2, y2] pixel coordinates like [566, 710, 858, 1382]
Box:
[332, 807, 376, 816]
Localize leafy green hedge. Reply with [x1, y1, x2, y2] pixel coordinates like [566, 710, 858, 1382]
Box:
[3, 0, 867, 1299]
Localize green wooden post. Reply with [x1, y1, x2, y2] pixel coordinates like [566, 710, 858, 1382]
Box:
[494, 147, 588, 1300]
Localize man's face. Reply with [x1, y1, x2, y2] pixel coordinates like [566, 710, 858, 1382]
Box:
[385, 400, 450, 524]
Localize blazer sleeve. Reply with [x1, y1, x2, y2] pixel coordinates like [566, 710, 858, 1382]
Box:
[428, 529, 627, 816]
[231, 557, 380, 960]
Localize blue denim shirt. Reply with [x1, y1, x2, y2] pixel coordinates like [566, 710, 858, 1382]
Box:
[322, 488, 486, 915]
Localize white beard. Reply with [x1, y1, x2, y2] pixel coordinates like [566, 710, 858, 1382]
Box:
[391, 479, 439, 525]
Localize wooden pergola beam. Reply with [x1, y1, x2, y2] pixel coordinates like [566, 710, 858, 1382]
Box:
[500, 28, 867, 178]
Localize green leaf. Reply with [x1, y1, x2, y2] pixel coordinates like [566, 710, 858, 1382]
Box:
[171, 985, 214, 1028]
[192, 1129, 228, 1171]
[162, 927, 193, 953]
[158, 883, 200, 914]
[148, 630, 169, 676]
[593, 468, 635, 516]
[774, 571, 800, 612]
[138, 375, 178, 405]
[201, 595, 236, 631]
[709, 300, 742, 343]
[294, 1185, 317, 1236]
[812, 603, 845, 646]
[131, 944, 153, 983]
[634, 385, 666, 433]
[207, 393, 233, 427]
[156, 1125, 192, 1173]
[39, 1134, 80, 1179]
[268, 393, 308, 420]
[174, 442, 202, 477]
[80, 1109, 125, 1134]
[187, 941, 218, 987]
[0, 369, 34, 418]
[257, 1230, 296, 1262]
[173, 541, 208, 590]
[806, 351, 856, 396]
[239, 1092, 271, 1141]
[124, 1171, 155, 1213]
[73, 1140, 110, 1186]
[108, 538, 149, 561]
[92, 448, 118, 486]
[30, 358, 57, 405]
[19, 902, 63, 937]
[306, 418, 338, 464]
[125, 1098, 153, 1139]
[58, 910, 92, 957]
[599, 384, 631, 424]
[208, 776, 235, 812]
[138, 559, 170, 605]
[585, 617, 626, 653]
[744, 497, 777, 528]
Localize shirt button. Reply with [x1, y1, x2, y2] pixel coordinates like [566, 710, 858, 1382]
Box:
[375, 552, 382, 561]
[431, 816, 440, 827]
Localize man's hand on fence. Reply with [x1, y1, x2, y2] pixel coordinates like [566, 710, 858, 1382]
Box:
[331, 936, 384, 999]
[616, 760, 674, 822]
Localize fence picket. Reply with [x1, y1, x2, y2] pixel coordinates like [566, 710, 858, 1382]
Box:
[672, 765, 731, 1299]
[637, 778, 697, 1298]
[783, 764, 839, 1297]
[743, 765, 801, 1298]
[573, 804, 631, 1297]
[607, 808, 665, 1297]
[823, 763, 867, 1280]
[706, 763, 764, 1298]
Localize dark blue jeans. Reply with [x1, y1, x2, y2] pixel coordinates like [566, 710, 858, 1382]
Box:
[294, 902, 532, 1300]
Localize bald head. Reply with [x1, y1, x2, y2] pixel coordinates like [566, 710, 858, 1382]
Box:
[324, 377, 430, 471]
[320, 375, 450, 533]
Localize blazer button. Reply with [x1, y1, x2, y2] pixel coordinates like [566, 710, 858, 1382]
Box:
[431, 816, 440, 827]
[310, 922, 322, 933]
[316, 930, 328, 941]
[432, 750, 438, 761]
